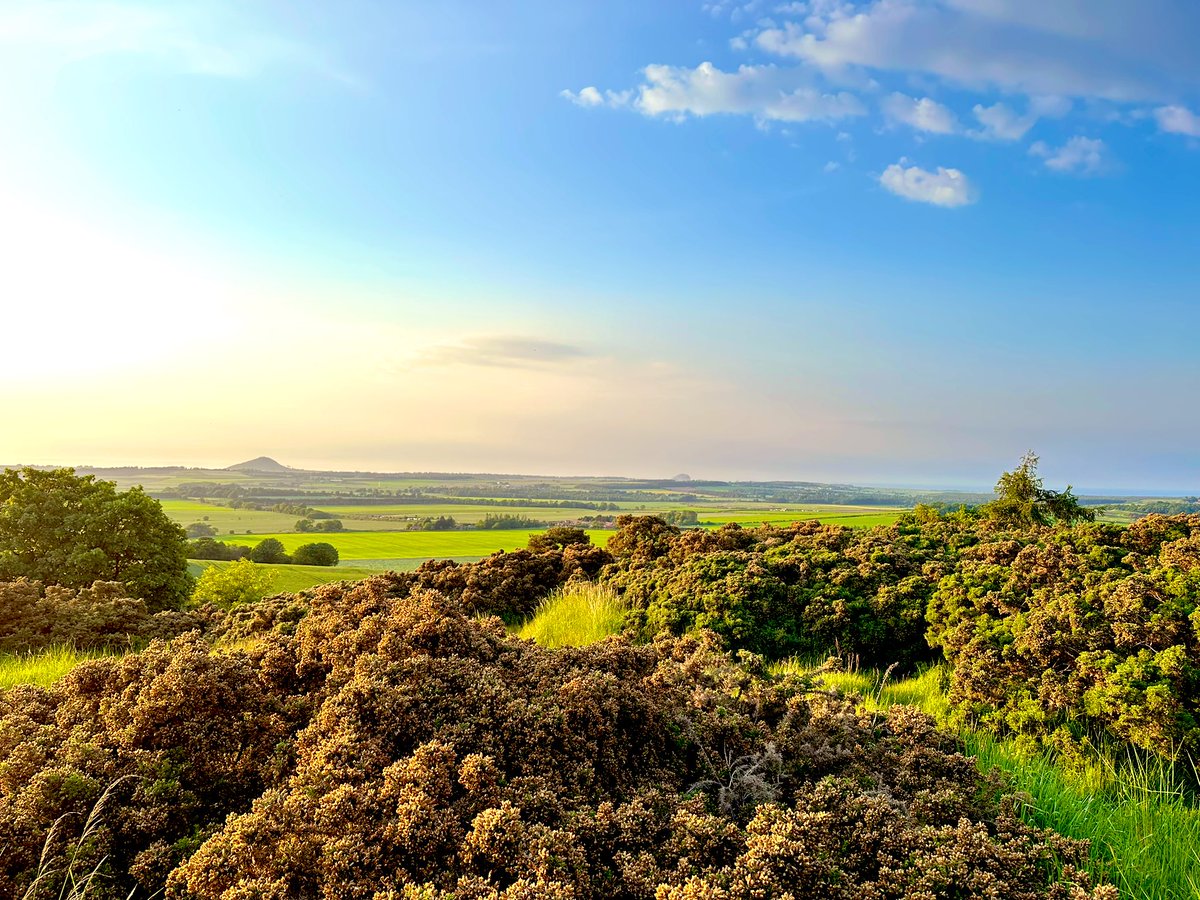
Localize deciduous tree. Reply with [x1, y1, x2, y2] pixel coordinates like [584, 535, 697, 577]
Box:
[0, 467, 192, 609]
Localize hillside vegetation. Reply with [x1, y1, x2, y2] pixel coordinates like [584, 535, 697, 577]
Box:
[1, 462, 1197, 898]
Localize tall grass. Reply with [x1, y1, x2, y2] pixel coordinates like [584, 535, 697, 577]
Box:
[0, 646, 113, 691]
[21, 775, 143, 900]
[770, 659, 1200, 900]
[518, 583, 627, 648]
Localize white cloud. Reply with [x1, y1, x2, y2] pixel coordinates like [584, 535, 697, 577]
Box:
[560, 86, 604, 107]
[633, 61, 865, 123]
[755, 0, 1200, 104]
[879, 162, 975, 207]
[1155, 105, 1200, 137]
[559, 86, 632, 109]
[1029, 136, 1111, 175]
[969, 96, 1070, 140]
[881, 92, 957, 133]
[823, 160, 841, 172]
[970, 102, 1034, 140]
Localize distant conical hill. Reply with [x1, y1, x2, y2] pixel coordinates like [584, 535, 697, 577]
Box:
[225, 456, 293, 473]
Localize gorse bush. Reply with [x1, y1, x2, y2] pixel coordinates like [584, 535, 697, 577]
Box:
[603, 512, 1200, 761]
[601, 516, 958, 666]
[927, 514, 1200, 758]
[0, 572, 1114, 899]
[0, 579, 200, 653]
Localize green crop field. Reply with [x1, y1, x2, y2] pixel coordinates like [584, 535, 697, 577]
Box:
[208, 512, 901, 570]
[188, 560, 386, 592]
[212, 529, 613, 563]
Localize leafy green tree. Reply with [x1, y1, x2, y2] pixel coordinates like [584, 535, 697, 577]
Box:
[984, 451, 1095, 526]
[0, 467, 192, 609]
[291, 542, 339, 566]
[249, 538, 289, 564]
[295, 519, 315, 533]
[186, 522, 218, 538]
[191, 559, 277, 608]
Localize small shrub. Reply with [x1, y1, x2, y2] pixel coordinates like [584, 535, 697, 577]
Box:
[191, 560, 277, 608]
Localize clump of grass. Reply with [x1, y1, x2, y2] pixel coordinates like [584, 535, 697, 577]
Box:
[0, 646, 113, 691]
[772, 659, 1200, 900]
[965, 736, 1200, 900]
[518, 583, 627, 648]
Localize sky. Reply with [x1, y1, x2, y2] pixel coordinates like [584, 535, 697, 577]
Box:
[1, 0, 1198, 492]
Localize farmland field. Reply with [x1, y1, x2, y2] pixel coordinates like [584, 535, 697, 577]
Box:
[697, 509, 903, 527]
[212, 529, 613, 563]
[160, 499, 431, 533]
[315, 502, 614, 524]
[160, 499, 315, 534]
[210, 511, 902, 567]
[173, 497, 907, 534]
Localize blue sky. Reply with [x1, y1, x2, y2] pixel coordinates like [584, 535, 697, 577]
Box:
[1, 0, 1197, 492]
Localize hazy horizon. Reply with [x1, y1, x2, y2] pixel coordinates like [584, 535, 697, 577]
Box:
[1, 453, 1191, 498]
[2, 1, 1197, 492]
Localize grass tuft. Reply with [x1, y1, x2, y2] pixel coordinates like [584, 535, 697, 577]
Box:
[518, 583, 627, 648]
[0, 647, 114, 691]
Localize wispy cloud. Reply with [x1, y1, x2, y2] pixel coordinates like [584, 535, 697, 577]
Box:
[879, 161, 976, 207]
[1029, 136, 1113, 175]
[420, 336, 594, 369]
[0, 1, 359, 85]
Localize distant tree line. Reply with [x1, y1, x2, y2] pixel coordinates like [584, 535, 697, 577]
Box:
[295, 518, 344, 533]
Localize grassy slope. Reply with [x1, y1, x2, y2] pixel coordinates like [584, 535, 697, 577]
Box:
[0, 647, 115, 690]
[772, 663, 1200, 900]
[517, 584, 627, 648]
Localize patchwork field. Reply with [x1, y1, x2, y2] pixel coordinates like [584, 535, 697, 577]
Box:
[698, 509, 903, 527]
[316, 502, 613, 524]
[211, 510, 905, 564]
[212, 529, 613, 563]
[160, 499, 316, 534]
[169, 495, 907, 536]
